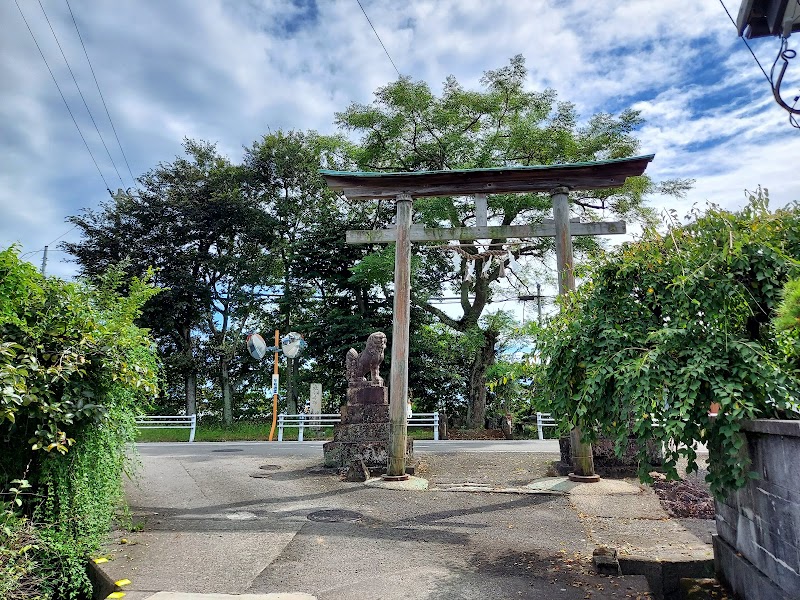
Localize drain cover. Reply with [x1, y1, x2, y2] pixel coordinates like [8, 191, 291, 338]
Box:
[307, 509, 363, 523]
[212, 448, 243, 453]
[249, 472, 272, 478]
[259, 464, 281, 470]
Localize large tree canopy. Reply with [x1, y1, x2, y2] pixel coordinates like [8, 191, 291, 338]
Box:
[64, 140, 280, 422]
[63, 133, 457, 420]
[535, 190, 800, 497]
[336, 55, 691, 427]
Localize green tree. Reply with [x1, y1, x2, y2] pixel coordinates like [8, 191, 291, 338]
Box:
[535, 191, 800, 497]
[64, 140, 280, 423]
[335, 55, 691, 427]
[243, 131, 357, 412]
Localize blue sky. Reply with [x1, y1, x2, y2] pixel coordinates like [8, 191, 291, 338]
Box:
[2, 0, 800, 282]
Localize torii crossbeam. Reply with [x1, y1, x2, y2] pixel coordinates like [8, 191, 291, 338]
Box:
[322, 154, 654, 480]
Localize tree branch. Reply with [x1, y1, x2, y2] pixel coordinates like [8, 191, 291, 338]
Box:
[420, 301, 462, 330]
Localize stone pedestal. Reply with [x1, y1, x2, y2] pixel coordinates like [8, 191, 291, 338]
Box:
[323, 384, 413, 471]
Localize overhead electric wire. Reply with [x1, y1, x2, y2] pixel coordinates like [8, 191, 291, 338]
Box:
[36, 0, 126, 189]
[65, 0, 136, 185]
[355, 0, 402, 78]
[14, 0, 112, 194]
[20, 224, 80, 259]
[718, 0, 772, 84]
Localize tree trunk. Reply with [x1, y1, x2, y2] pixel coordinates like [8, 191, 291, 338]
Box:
[185, 372, 197, 416]
[286, 358, 296, 414]
[221, 358, 233, 424]
[468, 329, 498, 429]
[182, 327, 197, 415]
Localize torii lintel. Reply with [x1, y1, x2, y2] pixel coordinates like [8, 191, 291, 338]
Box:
[321, 154, 654, 201]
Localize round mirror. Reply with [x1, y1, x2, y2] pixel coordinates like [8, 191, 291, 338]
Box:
[281, 332, 305, 359]
[247, 333, 268, 360]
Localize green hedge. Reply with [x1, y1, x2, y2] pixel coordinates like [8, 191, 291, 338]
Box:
[536, 192, 800, 497]
[1, 248, 159, 599]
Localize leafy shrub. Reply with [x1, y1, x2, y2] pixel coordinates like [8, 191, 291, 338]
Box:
[535, 191, 800, 497]
[1, 248, 159, 598]
[775, 277, 800, 368]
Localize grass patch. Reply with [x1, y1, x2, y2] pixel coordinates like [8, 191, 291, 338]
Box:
[136, 420, 438, 442]
[135, 420, 334, 442]
[408, 427, 435, 440]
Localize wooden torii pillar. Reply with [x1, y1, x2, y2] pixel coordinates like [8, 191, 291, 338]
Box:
[322, 155, 654, 480]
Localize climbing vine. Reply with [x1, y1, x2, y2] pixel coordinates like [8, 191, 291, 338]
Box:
[535, 190, 800, 497]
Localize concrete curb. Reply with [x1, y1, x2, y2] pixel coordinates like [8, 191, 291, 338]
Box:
[145, 594, 317, 600]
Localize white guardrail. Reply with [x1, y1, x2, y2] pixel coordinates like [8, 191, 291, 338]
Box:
[135, 411, 551, 443]
[135, 414, 197, 442]
[278, 411, 441, 441]
[536, 412, 556, 440]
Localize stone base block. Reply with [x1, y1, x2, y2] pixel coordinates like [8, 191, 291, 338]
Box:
[341, 404, 390, 424]
[346, 385, 388, 406]
[557, 435, 663, 477]
[323, 439, 414, 469]
[593, 546, 621, 576]
[334, 422, 390, 442]
[713, 534, 793, 600]
[619, 555, 714, 600]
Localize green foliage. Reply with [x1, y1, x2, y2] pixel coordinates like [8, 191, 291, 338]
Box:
[775, 278, 800, 332]
[1, 247, 159, 599]
[774, 277, 800, 372]
[535, 191, 800, 498]
[0, 249, 158, 454]
[0, 516, 43, 600]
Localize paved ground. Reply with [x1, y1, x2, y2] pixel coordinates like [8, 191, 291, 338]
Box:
[98, 441, 714, 599]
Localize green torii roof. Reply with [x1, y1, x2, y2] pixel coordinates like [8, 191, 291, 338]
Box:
[321, 154, 654, 200]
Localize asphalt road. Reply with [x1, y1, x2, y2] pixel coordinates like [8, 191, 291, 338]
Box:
[105, 440, 659, 600]
[135, 439, 562, 458]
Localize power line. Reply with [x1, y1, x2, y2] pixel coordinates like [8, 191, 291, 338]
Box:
[355, 0, 402, 78]
[45, 224, 80, 247]
[36, 0, 126, 189]
[19, 224, 81, 259]
[718, 0, 771, 84]
[65, 0, 136, 184]
[13, 0, 112, 193]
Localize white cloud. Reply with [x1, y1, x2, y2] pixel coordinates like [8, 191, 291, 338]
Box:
[2, 0, 800, 281]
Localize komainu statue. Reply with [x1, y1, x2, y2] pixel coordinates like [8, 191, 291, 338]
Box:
[346, 332, 387, 386]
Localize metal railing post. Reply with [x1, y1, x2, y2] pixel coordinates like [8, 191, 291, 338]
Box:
[278, 414, 285, 442]
[189, 414, 196, 443]
[433, 411, 439, 441]
[298, 413, 305, 442]
[537, 412, 544, 441]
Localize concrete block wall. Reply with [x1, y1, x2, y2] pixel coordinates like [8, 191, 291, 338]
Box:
[714, 420, 800, 600]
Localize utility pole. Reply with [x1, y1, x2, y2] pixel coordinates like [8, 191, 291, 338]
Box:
[536, 282, 542, 325]
[269, 330, 280, 441]
[40, 245, 48, 276]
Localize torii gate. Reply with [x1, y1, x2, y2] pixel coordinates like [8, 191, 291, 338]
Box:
[322, 154, 654, 480]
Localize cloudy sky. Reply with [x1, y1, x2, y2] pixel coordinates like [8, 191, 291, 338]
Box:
[2, 0, 800, 281]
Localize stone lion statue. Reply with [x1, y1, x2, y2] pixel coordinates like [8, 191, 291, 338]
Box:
[346, 332, 387, 386]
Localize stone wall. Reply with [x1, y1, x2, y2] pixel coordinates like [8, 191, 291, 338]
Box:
[713, 419, 800, 600]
